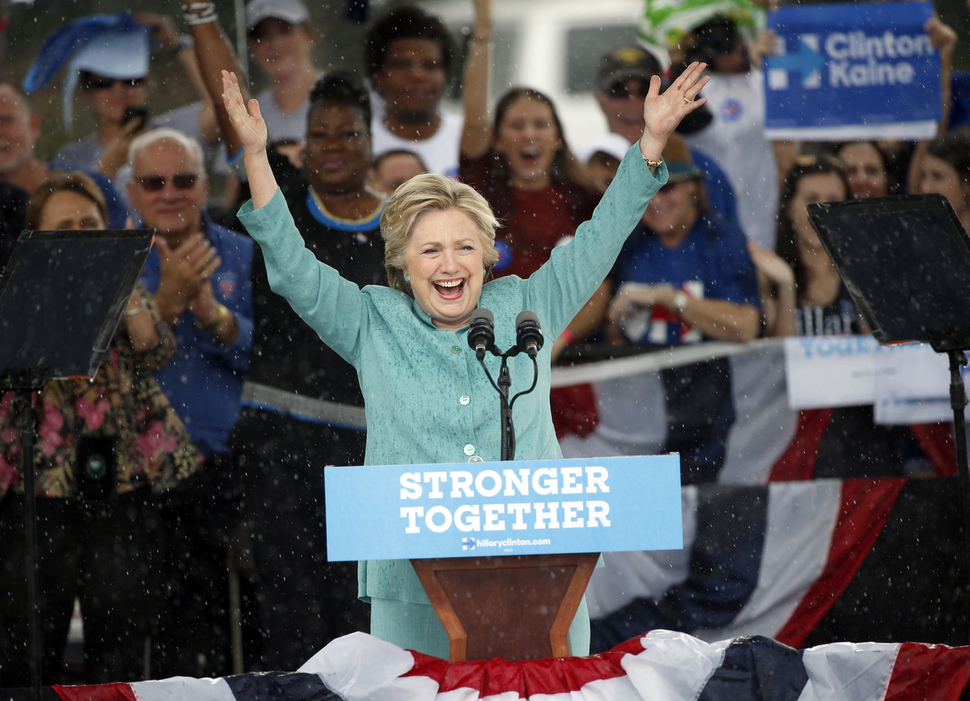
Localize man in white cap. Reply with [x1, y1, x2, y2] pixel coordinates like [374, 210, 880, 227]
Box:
[50, 24, 151, 176]
[244, 0, 321, 149]
[575, 133, 632, 195]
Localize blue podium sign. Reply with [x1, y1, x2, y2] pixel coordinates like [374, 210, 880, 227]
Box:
[764, 2, 940, 140]
[325, 455, 682, 561]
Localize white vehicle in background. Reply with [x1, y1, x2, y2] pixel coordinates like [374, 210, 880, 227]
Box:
[416, 0, 647, 148]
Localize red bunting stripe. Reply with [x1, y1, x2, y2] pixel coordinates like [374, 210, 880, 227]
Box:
[774, 477, 906, 648]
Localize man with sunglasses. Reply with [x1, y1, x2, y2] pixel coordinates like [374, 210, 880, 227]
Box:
[51, 53, 150, 178]
[589, 45, 739, 227]
[593, 46, 660, 148]
[40, 13, 209, 182]
[129, 127, 254, 676]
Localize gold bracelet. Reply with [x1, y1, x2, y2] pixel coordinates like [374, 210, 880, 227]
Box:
[198, 305, 231, 333]
[642, 154, 663, 169]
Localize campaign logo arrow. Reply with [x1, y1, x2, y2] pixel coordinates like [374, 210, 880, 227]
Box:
[767, 36, 827, 86]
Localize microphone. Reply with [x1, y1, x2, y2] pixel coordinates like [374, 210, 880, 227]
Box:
[515, 311, 544, 358]
[468, 308, 495, 360]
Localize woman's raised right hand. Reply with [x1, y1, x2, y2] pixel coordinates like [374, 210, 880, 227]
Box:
[221, 70, 267, 154]
[640, 62, 710, 163]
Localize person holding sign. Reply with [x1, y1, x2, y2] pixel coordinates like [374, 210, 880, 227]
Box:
[219, 62, 710, 657]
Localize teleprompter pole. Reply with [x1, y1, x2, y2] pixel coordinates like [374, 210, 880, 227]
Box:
[947, 350, 970, 644]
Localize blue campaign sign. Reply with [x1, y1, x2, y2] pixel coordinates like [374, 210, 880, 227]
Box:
[325, 455, 682, 561]
[764, 2, 941, 140]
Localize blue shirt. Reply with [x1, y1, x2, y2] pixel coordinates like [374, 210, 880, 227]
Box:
[139, 214, 254, 457]
[613, 214, 760, 346]
[690, 148, 739, 228]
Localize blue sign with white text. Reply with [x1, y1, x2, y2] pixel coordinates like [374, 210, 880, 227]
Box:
[324, 455, 683, 561]
[764, 2, 940, 139]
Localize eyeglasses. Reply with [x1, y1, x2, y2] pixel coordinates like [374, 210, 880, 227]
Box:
[605, 81, 650, 100]
[135, 174, 199, 191]
[81, 75, 147, 91]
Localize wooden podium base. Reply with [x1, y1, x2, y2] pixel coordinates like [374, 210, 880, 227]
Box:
[411, 552, 599, 661]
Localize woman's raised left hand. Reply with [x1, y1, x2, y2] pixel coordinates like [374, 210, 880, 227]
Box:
[639, 62, 710, 162]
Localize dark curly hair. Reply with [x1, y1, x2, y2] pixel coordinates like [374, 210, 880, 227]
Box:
[363, 6, 454, 78]
[308, 70, 372, 132]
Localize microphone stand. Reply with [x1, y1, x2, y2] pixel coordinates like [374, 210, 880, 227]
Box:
[470, 310, 543, 462]
[479, 350, 540, 461]
[498, 362, 514, 461]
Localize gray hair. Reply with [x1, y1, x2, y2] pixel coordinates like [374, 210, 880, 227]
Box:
[128, 127, 206, 175]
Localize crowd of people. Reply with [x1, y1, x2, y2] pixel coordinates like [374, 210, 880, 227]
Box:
[0, 0, 967, 686]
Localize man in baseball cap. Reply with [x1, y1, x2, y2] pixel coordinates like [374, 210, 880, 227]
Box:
[244, 0, 320, 146]
[595, 44, 711, 141]
[245, 0, 310, 30]
[587, 44, 732, 224]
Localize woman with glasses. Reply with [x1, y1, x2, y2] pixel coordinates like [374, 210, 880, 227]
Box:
[0, 171, 201, 685]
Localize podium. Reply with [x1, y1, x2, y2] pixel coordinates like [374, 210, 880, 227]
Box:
[412, 552, 599, 660]
[326, 455, 683, 661]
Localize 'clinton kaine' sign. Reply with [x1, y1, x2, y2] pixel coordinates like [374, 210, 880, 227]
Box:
[764, 2, 941, 140]
[325, 455, 682, 561]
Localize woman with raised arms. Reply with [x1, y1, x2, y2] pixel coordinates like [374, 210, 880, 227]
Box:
[220, 62, 709, 657]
